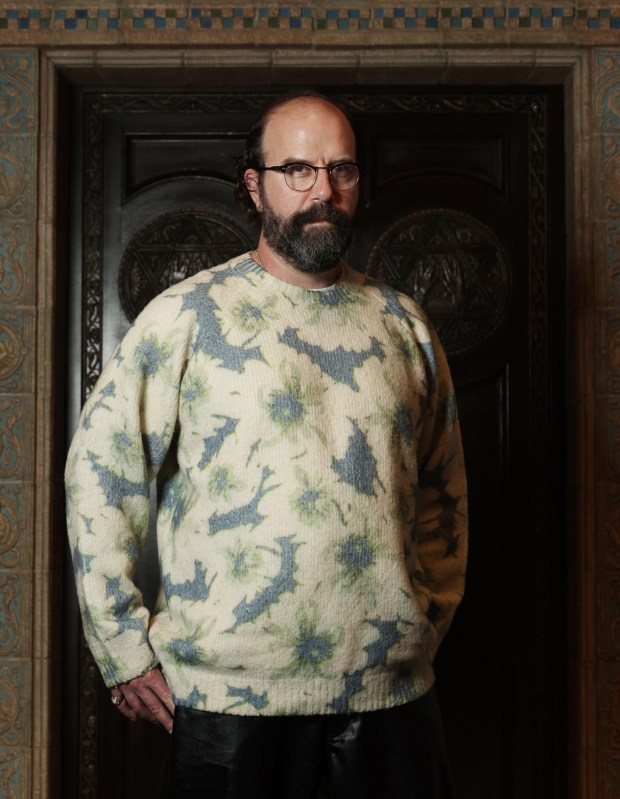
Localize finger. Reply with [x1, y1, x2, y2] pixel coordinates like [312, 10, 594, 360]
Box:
[127, 670, 175, 731]
[139, 668, 176, 717]
[119, 684, 160, 724]
[111, 689, 139, 722]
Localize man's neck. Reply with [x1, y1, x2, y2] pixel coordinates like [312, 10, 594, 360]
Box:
[253, 241, 341, 289]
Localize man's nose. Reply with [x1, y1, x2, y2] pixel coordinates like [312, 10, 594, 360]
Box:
[311, 168, 334, 201]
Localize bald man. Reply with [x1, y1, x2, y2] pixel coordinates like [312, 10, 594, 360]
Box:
[66, 91, 467, 798]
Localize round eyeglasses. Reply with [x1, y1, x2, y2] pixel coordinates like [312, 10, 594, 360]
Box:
[257, 162, 361, 192]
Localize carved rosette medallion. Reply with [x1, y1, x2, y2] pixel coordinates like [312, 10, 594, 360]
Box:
[366, 209, 510, 355]
[118, 208, 253, 322]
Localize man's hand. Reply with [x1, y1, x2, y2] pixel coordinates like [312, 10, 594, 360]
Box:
[110, 666, 175, 733]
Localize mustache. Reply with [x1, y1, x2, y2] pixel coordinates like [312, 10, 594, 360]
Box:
[293, 203, 349, 226]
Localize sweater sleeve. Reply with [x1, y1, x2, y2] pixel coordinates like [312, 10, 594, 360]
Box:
[65, 301, 190, 687]
[415, 327, 468, 656]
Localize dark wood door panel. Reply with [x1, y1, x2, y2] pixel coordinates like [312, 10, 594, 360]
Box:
[65, 86, 565, 799]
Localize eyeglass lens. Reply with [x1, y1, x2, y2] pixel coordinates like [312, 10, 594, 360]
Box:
[284, 163, 359, 191]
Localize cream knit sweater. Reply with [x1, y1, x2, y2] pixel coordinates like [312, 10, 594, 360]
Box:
[65, 253, 467, 716]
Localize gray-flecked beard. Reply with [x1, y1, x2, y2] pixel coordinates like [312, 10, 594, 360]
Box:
[259, 190, 353, 274]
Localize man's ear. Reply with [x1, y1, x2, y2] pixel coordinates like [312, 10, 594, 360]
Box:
[244, 169, 261, 211]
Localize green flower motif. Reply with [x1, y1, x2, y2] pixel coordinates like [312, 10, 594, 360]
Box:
[208, 465, 240, 500]
[293, 619, 337, 676]
[233, 295, 278, 334]
[261, 368, 327, 444]
[134, 335, 171, 378]
[266, 607, 341, 678]
[335, 533, 376, 587]
[267, 382, 305, 432]
[225, 540, 264, 582]
[290, 469, 333, 525]
[181, 373, 209, 404]
[112, 429, 134, 456]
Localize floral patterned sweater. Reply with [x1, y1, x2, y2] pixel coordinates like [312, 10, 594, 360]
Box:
[65, 253, 467, 717]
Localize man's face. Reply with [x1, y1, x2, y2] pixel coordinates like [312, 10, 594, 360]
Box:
[247, 99, 359, 274]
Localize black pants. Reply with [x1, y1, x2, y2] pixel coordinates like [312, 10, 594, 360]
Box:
[167, 689, 453, 799]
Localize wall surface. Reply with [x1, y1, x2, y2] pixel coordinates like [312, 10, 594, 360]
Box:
[0, 3, 619, 797]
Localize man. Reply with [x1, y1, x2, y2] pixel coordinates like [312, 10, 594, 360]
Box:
[65, 91, 467, 798]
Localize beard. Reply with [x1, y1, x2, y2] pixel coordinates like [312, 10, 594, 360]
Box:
[259, 187, 353, 274]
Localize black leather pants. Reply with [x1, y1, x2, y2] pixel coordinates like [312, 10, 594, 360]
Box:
[167, 688, 453, 799]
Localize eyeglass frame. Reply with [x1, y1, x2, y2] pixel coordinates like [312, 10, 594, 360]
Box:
[255, 161, 361, 192]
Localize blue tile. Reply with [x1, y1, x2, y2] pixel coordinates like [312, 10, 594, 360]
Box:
[259, 8, 269, 17]
[374, 8, 384, 18]
[461, 8, 473, 17]
[508, 7, 520, 18]
[482, 7, 494, 16]
[155, 17, 165, 28]
[394, 7, 405, 17]
[76, 9, 87, 19]
[611, 18, 620, 28]
[143, 9, 156, 18]
[18, 17, 29, 28]
[427, 17, 438, 27]
[290, 17, 301, 27]
[176, 17, 186, 28]
[405, 17, 416, 27]
[587, 18, 600, 29]
[552, 7, 563, 16]
[200, 17, 212, 27]
[348, 9, 360, 18]
[7, 9, 18, 18]
[65, 18, 76, 28]
[327, 9, 339, 19]
[542, 17, 553, 27]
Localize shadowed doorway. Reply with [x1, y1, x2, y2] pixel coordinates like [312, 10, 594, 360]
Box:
[62, 84, 566, 799]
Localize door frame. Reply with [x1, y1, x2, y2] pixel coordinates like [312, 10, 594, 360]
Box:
[38, 47, 592, 798]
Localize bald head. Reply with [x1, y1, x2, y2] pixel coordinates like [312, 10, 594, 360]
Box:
[234, 91, 357, 223]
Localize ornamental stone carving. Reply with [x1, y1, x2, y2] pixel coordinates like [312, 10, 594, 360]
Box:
[118, 208, 254, 322]
[366, 208, 510, 355]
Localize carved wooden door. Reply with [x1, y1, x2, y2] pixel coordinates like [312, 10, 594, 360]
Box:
[64, 87, 566, 799]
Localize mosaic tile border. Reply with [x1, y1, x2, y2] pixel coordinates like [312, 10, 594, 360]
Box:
[0, 4, 619, 33]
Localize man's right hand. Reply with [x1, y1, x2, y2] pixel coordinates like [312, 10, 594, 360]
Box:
[110, 666, 175, 733]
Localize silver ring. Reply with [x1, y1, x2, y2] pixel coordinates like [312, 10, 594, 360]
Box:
[111, 694, 124, 706]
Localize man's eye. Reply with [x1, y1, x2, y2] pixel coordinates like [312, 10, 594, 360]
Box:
[287, 164, 313, 176]
[332, 163, 354, 176]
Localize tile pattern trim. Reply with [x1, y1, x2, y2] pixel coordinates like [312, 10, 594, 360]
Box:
[0, 49, 37, 799]
[0, 4, 619, 34]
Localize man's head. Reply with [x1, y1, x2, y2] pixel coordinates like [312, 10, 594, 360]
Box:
[235, 91, 359, 274]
